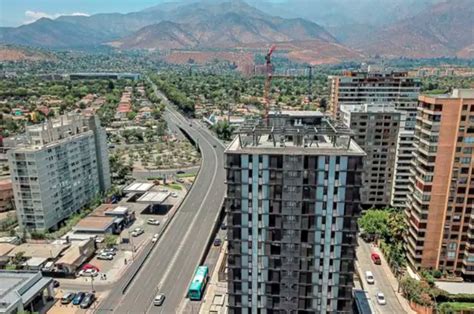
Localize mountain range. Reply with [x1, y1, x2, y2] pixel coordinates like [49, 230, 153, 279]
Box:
[0, 0, 472, 62]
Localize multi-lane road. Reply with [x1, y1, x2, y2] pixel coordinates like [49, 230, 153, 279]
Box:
[357, 239, 408, 314]
[96, 79, 226, 313]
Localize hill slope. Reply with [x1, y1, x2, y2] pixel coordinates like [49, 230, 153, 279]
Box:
[356, 0, 474, 58]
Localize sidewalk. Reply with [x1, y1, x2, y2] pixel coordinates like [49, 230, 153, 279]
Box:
[372, 246, 415, 314]
[199, 241, 227, 314]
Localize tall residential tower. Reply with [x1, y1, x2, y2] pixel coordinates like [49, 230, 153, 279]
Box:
[8, 115, 110, 231]
[330, 68, 421, 209]
[405, 89, 474, 280]
[225, 113, 365, 313]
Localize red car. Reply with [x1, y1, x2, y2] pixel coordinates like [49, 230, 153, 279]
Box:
[371, 253, 381, 265]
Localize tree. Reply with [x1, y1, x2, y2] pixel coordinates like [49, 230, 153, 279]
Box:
[127, 111, 137, 121]
[213, 120, 234, 141]
[104, 234, 118, 248]
[358, 209, 390, 239]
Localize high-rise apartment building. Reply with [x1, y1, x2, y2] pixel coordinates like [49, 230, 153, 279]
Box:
[8, 115, 110, 231]
[225, 113, 365, 313]
[405, 89, 474, 280]
[340, 103, 401, 208]
[329, 68, 420, 209]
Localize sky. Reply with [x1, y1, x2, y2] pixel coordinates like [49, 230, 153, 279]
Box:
[0, 0, 284, 27]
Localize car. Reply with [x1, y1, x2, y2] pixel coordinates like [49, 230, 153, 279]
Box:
[147, 218, 160, 225]
[371, 252, 381, 265]
[220, 223, 227, 230]
[176, 178, 185, 183]
[72, 292, 85, 305]
[79, 269, 99, 277]
[176, 171, 185, 174]
[171, 192, 178, 198]
[213, 238, 222, 246]
[152, 234, 159, 243]
[376, 292, 386, 305]
[97, 253, 114, 260]
[61, 292, 75, 304]
[153, 294, 165, 306]
[53, 279, 60, 288]
[131, 228, 144, 237]
[102, 247, 117, 255]
[158, 188, 168, 192]
[80, 293, 96, 309]
[365, 271, 375, 284]
[213, 144, 217, 148]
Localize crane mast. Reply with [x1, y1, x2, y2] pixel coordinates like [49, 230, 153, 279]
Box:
[263, 44, 276, 126]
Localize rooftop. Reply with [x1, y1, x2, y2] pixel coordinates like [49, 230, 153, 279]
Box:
[136, 191, 170, 204]
[7, 243, 68, 259]
[123, 182, 154, 193]
[0, 270, 53, 313]
[268, 110, 324, 118]
[226, 118, 364, 156]
[428, 88, 474, 99]
[73, 216, 115, 232]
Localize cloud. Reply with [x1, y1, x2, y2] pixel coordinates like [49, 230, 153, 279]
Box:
[24, 10, 89, 24]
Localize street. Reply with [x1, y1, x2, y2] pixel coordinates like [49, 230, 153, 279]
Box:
[357, 239, 408, 314]
[95, 78, 226, 313]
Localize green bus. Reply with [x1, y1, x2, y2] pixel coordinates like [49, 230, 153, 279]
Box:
[188, 266, 209, 300]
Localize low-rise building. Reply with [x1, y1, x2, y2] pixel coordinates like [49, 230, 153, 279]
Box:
[55, 238, 95, 274]
[0, 270, 54, 314]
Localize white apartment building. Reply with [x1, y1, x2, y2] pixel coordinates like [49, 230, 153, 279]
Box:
[8, 115, 110, 231]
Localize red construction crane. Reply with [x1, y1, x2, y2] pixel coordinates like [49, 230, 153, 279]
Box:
[263, 44, 276, 126]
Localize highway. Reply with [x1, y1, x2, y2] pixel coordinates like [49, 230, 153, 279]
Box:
[357, 239, 407, 314]
[96, 78, 226, 313]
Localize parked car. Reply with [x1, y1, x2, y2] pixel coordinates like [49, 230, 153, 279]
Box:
[176, 179, 185, 183]
[153, 294, 165, 306]
[53, 280, 60, 287]
[371, 252, 381, 265]
[365, 271, 375, 284]
[376, 292, 386, 305]
[131, 227, 144, 237]
[72, 292, 85, 305]
[152, 234, 159, 243]
[97, 253, 114, 260]
[147, 218, 160, 225]
[171, 192, 178, 198]
[176, 170, 185, 174]
[79, 269, 99, 277]
[220, 223, 227, 230]
[213, 238, 222, 246]
[158, 188, 168, 192]
[80, 293, 96, 309]
[61, 292, 75, 304]
[102, 247, 117, 255]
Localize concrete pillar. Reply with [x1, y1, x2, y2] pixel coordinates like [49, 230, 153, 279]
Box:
[47, 283, 54, 298]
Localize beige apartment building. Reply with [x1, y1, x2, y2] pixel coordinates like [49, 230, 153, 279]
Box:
[405, 89, 474, 279]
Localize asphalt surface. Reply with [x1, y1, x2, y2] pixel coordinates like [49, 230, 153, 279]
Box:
[357, 239, 406, 314]
[96, 79, 226, 313]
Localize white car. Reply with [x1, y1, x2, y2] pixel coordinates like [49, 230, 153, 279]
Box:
[152, 234, 159, 243]
[131, 228, 144, 237]
[97, 253, 114, 260]
[153, 294, 165, 306]
[147, 218, 160, 225]
[365, 271, 375, 284]
[376, 292, 386, 305]
[79, 269, 99, 277]
[171, 192, 178, 198]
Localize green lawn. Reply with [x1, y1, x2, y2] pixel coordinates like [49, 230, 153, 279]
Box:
[440, 302, 474, 312]
[166, 183, 183, 190]
[176, 172, 197, 178]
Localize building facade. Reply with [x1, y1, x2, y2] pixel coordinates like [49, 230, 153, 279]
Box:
[225, 117, 365, 313]
[340, 103, 401, 208]
[8, 115, 110, 231]
[329, 69, 420, 209]
[405, 89, 474, 280]
[0, 179, 13, 212]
